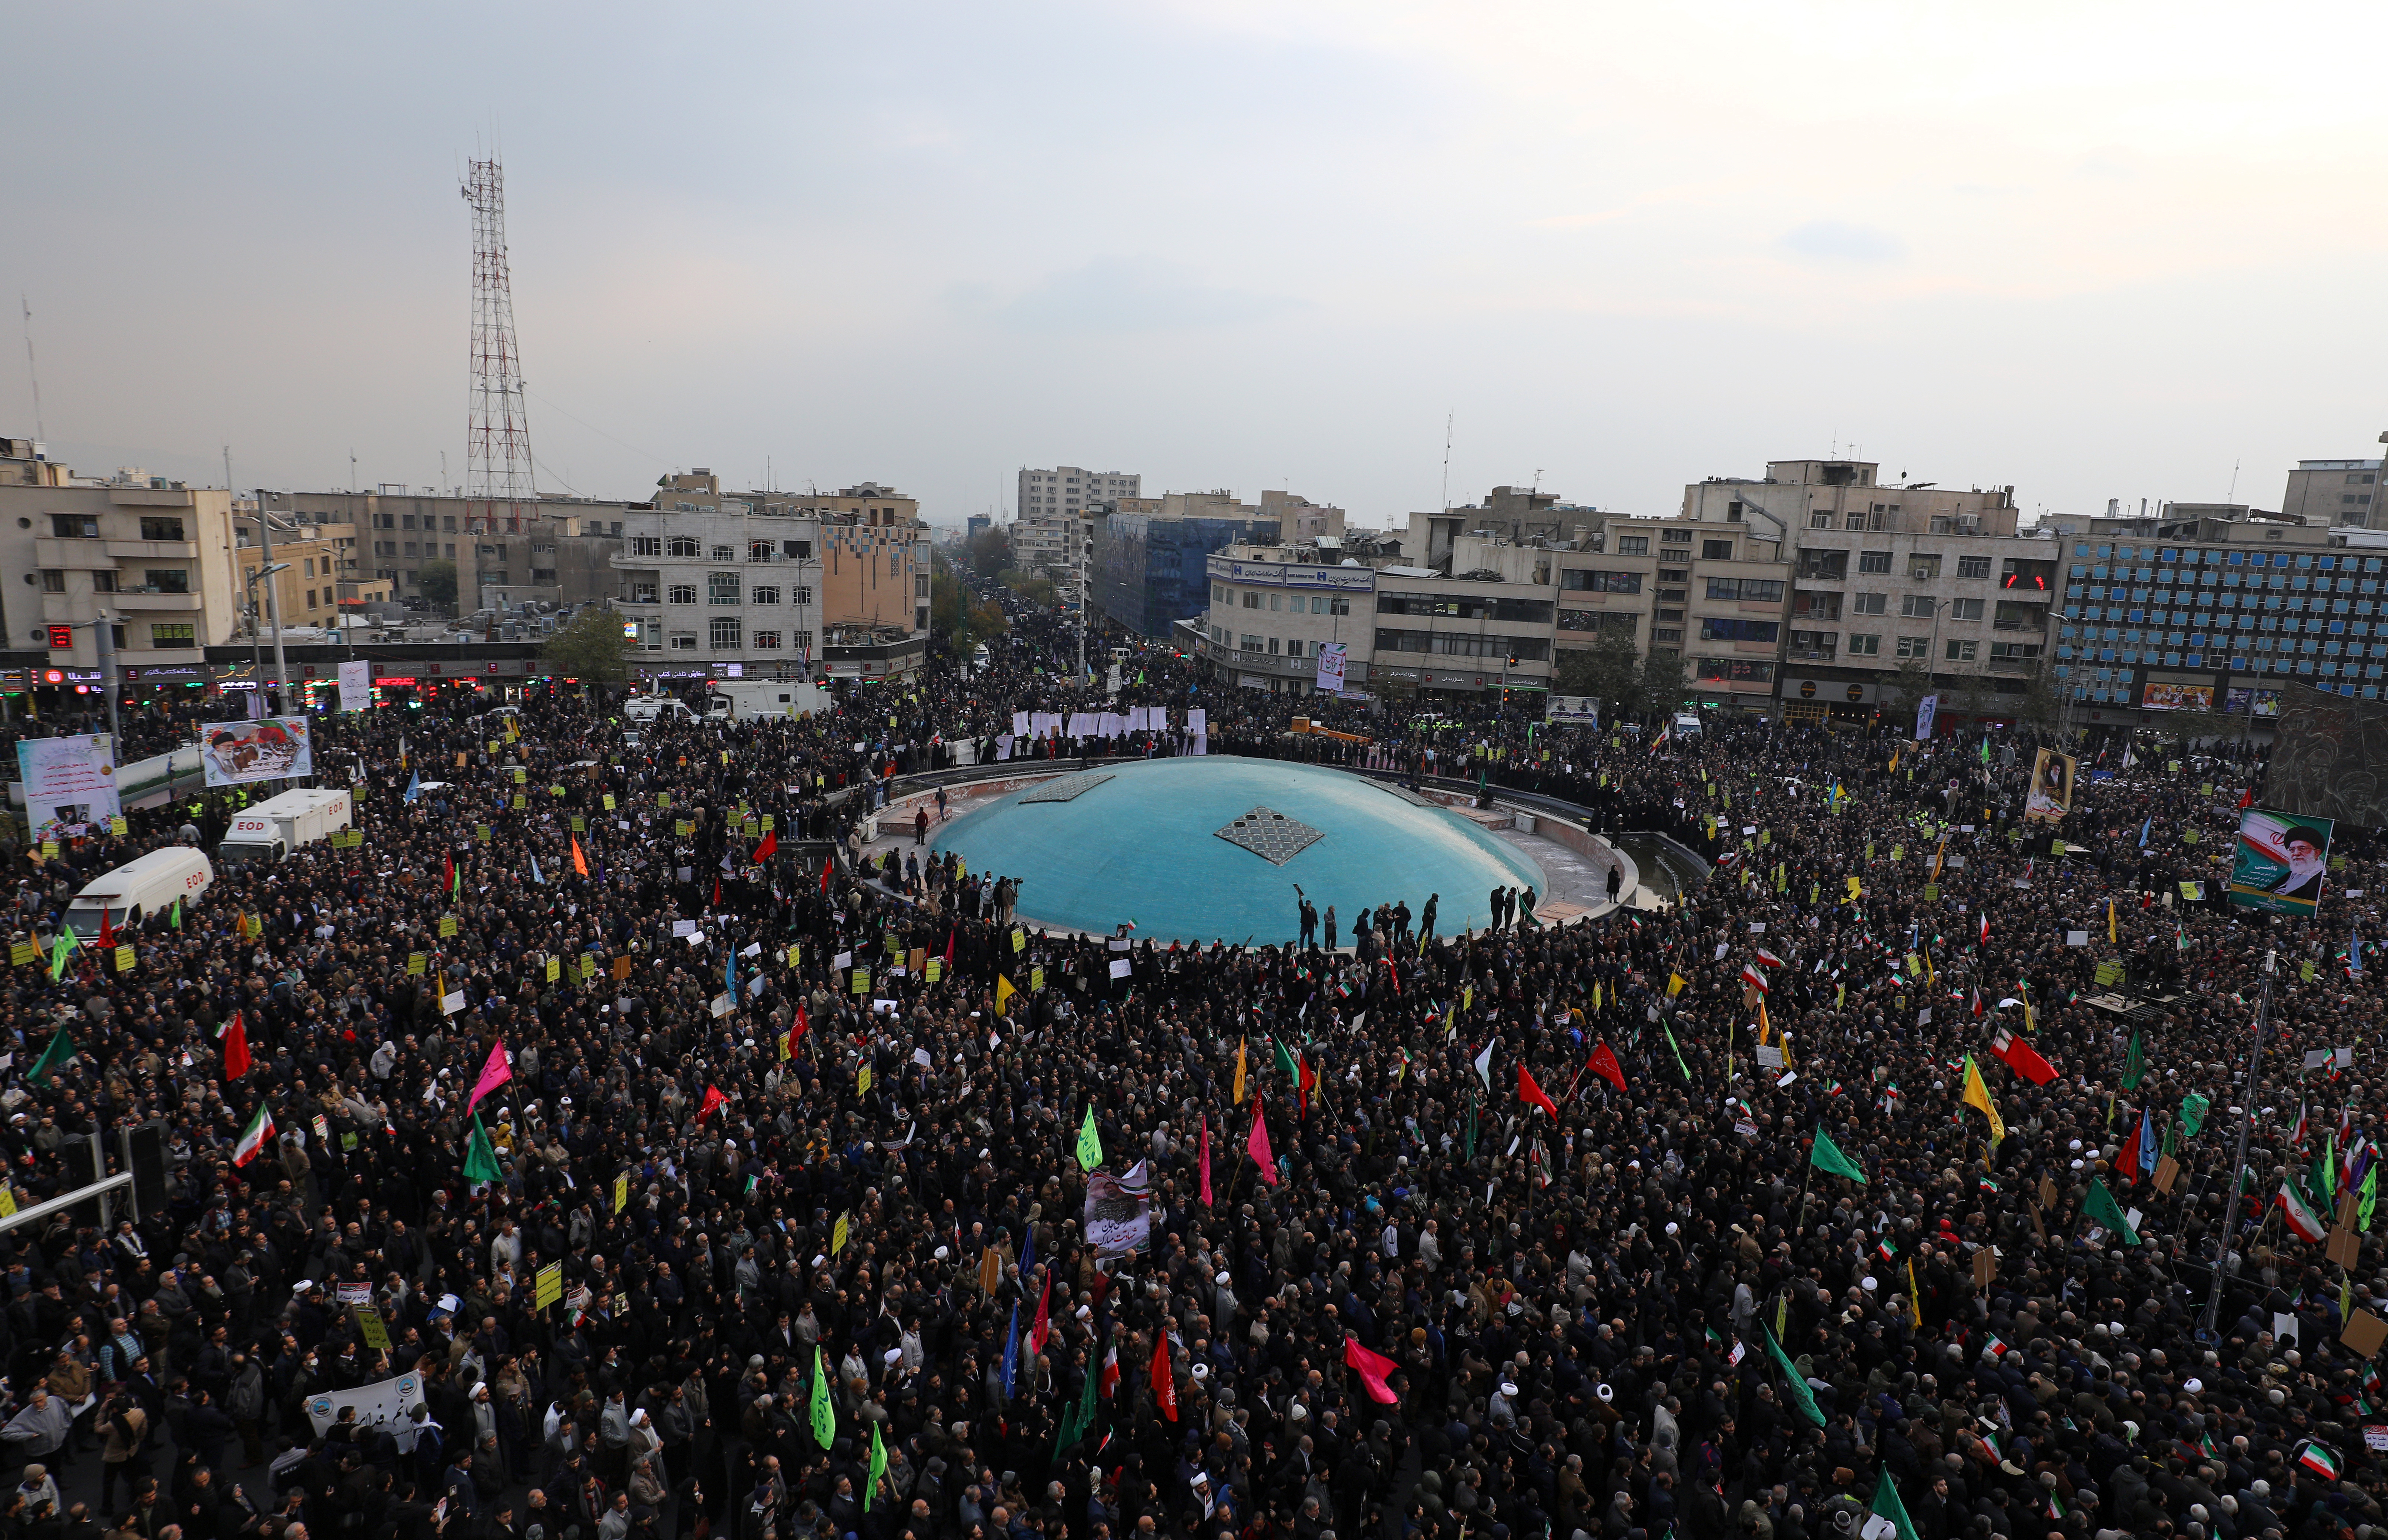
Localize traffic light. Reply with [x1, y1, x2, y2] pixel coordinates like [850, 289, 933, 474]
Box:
[46, 625, 72, 650]
[1507, 652, 1520, 669]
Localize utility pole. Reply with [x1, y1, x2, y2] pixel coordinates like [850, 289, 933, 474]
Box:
[256, 490, 289, 714]
[2201, 946, 2277, 1341]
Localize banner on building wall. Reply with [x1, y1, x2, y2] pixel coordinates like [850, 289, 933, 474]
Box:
[15, 735, 120, 843]
[1314, 643, 1348, 693]
[203, 717, 314, 786]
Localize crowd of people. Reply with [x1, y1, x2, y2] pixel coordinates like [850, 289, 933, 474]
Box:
[0, 603, 2377, 1540]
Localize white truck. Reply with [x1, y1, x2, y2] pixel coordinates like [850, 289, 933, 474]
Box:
[217, 787, 354, 865]
[704, 680, 832, 721]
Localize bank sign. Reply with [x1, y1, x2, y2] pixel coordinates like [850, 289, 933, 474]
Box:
[1211, 557, 1375, 592]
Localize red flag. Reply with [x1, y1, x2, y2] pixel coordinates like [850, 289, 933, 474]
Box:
[571, 836, 589, 877]
[944, 929, 955, 966]
[1248, 1098, 1278, 1186]
[1518, 1063, 1557, 1117]
[1296, 1055, 1316, 1115]
[1099, 1342, 1120, 1399]
[1198, 1115, 1212, 1206]
[2238, 787, 2254, 809]
[820, 859, 833, 893]
[1343, 1335, 1400, 1405]
[711, 876, 721, 908]
[1588, 1042, 1628, 1094]
[1388, 957, 1401, 994]
[221, 1010, 251, 1080]
[789, 1003, 810, 1053]
[754, 830, 778, 861]
[1987, 1027, 2058, 1085]
[696, 1085, 727, 1123]
[1029, 1270, 1053, 1358]
[97, 908, 115, 952]
[444, 850, 455, 893]
[1150, 1332, 1177, 1421]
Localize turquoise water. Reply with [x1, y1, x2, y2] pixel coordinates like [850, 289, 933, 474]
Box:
[931, 757, 1547, 945]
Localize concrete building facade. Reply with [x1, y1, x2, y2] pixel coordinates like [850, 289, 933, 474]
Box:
[1018, 466, 1140, 521]
[2280, 458, 2383, 528]
[267, 488, 632, 617]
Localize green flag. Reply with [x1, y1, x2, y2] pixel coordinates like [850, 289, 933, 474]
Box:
[2363, 1164, 2378, 1233]
[1870, 1470, 1922, 1540]
[463, 1114, 503, 1185]
[1762, 1322, 1823, 1428]
[1075, 1107, 1103, 1171]
[810, 1344, 836, 1450]
[866, 1420, 887, 1511]
[170, 898, 182, 931]
[1809, 1124, 1867, 1183]
[2180, 1092, 2211, 1139]
[25, 1026, 74, 1087]
[1054, 1346, 1097, 1455]
[2121, 1027, 2146, 1091]
[1273, 1037, 1299, 1083]
[48, 925, 76, 982]
[1464, 1091, 1478, 1164]
[2081, 1179, 2139, 1245]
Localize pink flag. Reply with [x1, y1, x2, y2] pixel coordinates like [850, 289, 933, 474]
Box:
[1198, 1116, 1213, 1206]
[1248, 1098, 1278, 1187]
[467, 1039, 512, 1112]
[1343, 1335, 1399, 1404]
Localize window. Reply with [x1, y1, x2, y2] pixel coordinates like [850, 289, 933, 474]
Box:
[666, 536, 701, 557]
[1790, 629, 1836, 655]
[1213, 585, 1227, 603]
[1661, 528, 1693, 545]
[39, 570, 64, 592]
[1558, 610, 1637, 634]
[1910, 555, 1943, 579]
[1958, 555, 1992, 579]
[1243, 591, 1262, 608]
[1847, 633, 1881, 655]
[707, 572, 740, 605]
[1810, 511, 1832, 529]
[1283, 639, 1304, 657]
[788, 539, 811, 559]
[151, 623, 195, 648]
[1241, 634, 1264, 652]
[794, 586, 813, 606]
[751, 586, 781, 605]
[1699, 618, 1779, 643]
[91, 571, 115, 592]
[1859, 550, 1892, 574]
[1896, 635, 1931, 658]
[669, 633, 696, 651]
[754, 631, 781, 650]
[305, 589, 317, 610]
[1948, 598, 1985, 621]
[1900, 594, 1935, 618]
[1269, 593, 1282, 611]
[1852, 592, 1886, 615]
[1705, 578, 1784, 602]
[631, 536, 663, 557]
[749, 541, 778, 563]
[1793, 591, 1842, 621]
[1615, 535, 1650, 555]
[138, 516, 185, 541]
[1652, 627, 1683, 643]
[302, 558, 315, 578]
[530, 567, 556, 584]
[709, 545, 736, 562]
[50, 514, 97, 538]
[144, 569, 190, 594]
[1561, 570, 1644, 594]
[667, 584, 698, 605]
[1944, 639, 1978, 662]
[1374, 630, 1549, 660]
[1798, 551, 1849, 579]
[709, 616, 742, 649]
[1693, 658, 1774, 683]
[1989, 641, 2041, 660]
[630, 582, 659, 604]
[1701, 539, 1735, 559]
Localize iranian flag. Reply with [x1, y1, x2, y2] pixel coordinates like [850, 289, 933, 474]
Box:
[232, 1104, 275, 1167]
[1099, 1341, 1120, 1400]
[1740, 963, 1770, 995]
[2278, 1181, 2329, 1243]
[2297, 1441, 2341, 1480]
[1753, 946, 1786, 971]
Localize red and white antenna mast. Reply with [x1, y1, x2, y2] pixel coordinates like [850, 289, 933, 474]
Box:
[463, 156, 536, 535]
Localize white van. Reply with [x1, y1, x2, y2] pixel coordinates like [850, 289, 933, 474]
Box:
[218, 787, 353, 865]
[705, 680, 832, 721]
[67, 847, 212, 932]
[624, 695, 698, 723]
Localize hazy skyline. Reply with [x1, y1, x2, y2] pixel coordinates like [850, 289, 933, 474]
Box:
[4, 2, 2386, 528]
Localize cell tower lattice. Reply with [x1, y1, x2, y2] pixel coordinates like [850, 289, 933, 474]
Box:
[463, 157, 535, 535]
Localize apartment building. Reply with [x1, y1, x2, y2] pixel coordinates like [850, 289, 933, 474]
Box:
[1552, 515, 1790, 709]
[0, 443, 242, 683]
[2280, 459, 2383, 528]
[1018, 466, 1140, 520]
[234, 510, 393, 635]
[1199, 544, 1376, 693]
[268, 488, 631, 616]
[2044, 504, 2387, 732]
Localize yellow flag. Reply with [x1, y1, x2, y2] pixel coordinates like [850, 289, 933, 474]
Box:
[1233, 1038, 1248, 1104]
[614, 1172, 629, 1214]
[1592, 982, 1602, 1012]
[1668, 973, 1688, 997]
[995, 975, 1016, 1014]
[1756, 1000, 1770, 1044]
[1961, 1054, 2005, 1145]
[833, 1211, 851, 1255]
[2024, 996, 2036, 1035]
[1905, 1259, 1923, 1328]
[2108, 900, 2117, 944]
[1845, 876, 1861, 901]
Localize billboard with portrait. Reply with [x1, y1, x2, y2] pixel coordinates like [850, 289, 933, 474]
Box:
[2223, 687, 2283, 719]
[2141, 681, 2214, 712]
[2024, 748, 2076, 825]
[203, 717, 314, 787]
[14, 734, 120, 843]
[2229, 807, 2334, 915]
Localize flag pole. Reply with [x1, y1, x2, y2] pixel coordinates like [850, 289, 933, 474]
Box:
[2200, 947, 2277, 1342]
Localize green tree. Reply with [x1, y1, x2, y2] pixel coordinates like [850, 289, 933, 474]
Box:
[1638, 648, 1687, 720]
[2013, 662, 2065, 735]
[1001, 570, 1058, 609]
[417, 558, 458, 612]
[541, 607, 634, 690]
[970, 528, 1013, 580]
[1552, 632, 1640, 715]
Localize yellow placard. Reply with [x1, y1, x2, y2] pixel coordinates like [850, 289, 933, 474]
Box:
[852, 968, 870, 994]
[110, 816, 128, 836]
[535, 1262, 562, 1309]
[926, 958, 943, 983]
[10, 942, 34, 968]
[1030, 965, 1045, 992]
[603, 794, 616, 811]
[857, 1063, 873, 1095]
[546, 956, 561, 983]
[408, 952, 427, 976]
[1012, 928, 1025, 953]
[513, 767, 527, 784]
[440, 916, 458, 938]
[114, 944, 134, 972]
[615, 1172, 630, 1213]
[355, 1306, 392, 1352]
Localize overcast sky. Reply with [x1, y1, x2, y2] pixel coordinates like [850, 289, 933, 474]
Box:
[4, 2, 2385, 529]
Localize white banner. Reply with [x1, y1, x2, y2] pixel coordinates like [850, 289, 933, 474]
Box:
[203, 717, 315, 786]
[15, 735, 121, 842]
[1914, 694, 1939, 741]
[1546, 695, 1600, 725]
[1314, 642, 1347, 693]
[1084, 1160, 1152, 1256]
[338, 659, 373, 712]
[1012, 712, 1029, 738]
[306, 1371, 428, 1450]
[1187, 709, 1207, 756]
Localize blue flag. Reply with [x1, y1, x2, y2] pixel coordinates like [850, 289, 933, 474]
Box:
[1019, 1223, 1034, 1280]
[530, 854, 545, 886]
[2138, 817, 2151, 848]
[1001, 1301, 1019, 1397]
[404, 771, 421, 804]
[726, 946, 737, 998]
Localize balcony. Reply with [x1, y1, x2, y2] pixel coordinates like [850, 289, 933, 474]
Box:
[112, 589, 204, 611]
[1786, 648, 1839, 663]
[104, 538, 199, 560]
[1988, 655, 2042, 672]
